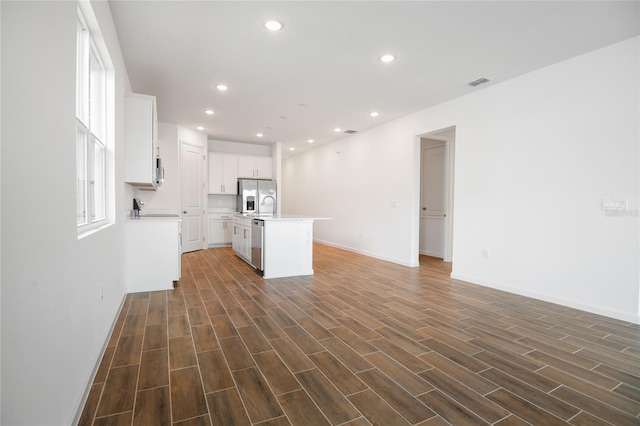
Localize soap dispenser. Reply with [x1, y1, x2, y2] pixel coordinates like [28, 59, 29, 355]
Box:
[133, 198, 143, 218]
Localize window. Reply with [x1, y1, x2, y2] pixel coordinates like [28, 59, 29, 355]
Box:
[76, 6, 111, 233]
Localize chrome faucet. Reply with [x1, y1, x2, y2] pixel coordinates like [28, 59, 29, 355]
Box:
[260, 195, 276, 214]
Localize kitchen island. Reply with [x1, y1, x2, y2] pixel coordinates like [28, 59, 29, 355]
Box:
[232, 214, 330, 279]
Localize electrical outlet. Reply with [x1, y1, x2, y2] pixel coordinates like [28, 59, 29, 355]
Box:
[100, 287, 104, 300]
[482, 249, 490, 259]
[602, 198, 629, 211]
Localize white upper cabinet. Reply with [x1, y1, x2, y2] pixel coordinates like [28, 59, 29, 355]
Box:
[238, 155, 272, 179]
[208, 153, 238, 194]
[124, 93, 158, 190]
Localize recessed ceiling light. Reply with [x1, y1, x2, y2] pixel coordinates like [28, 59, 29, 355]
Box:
[264, 19, 283, 31]
[308, 139, 314, 144]
[256, 133, 264, 138]
[196, 126, 204, 131]
[216, 84, 228, 91]
[289, 147, 295, 151]
[333, 128, 341, 132]
[205, 109, 214, 115]
[370, 111, 379, 117]
[380, 54, 396, 63]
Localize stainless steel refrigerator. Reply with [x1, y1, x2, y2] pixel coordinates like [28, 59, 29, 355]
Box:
[237, 179, 277, 215]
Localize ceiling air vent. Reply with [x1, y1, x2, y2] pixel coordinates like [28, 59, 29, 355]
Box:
[343, 129, 358, 134]
[467, 77, 491, 87]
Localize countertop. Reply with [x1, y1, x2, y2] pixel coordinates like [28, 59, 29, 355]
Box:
[233, 213, 332, 221]
[127, 214, 181, 222]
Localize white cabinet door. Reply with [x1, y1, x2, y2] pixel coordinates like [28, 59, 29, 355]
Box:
[208, 154, 223, 194]
[233, 217, 252, 261]
[237, 155, 272, 179]
[225, 220, 233, 243]
[125, 220, 181, 292]
[255, 157, 272, 179]
[209, 218, 225, 244]
[209, 215, 233, 245]
[237, 156, 256, 178]
[208, 153, 238, 194]
[222, 155, 239, 193]
[232, 220, 241, 253]
[124, 93, 158, 189]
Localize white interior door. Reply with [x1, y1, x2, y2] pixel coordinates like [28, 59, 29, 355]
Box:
[181, 142, 205, 253]
[420, 142, 446, 258]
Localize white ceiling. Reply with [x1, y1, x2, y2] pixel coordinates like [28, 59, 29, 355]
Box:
[109, 1, 639, 158]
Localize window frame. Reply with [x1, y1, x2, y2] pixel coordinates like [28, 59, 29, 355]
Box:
[76, 4, 114, 237]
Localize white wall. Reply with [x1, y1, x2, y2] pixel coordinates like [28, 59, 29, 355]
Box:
[133, 123, 206, 214]
[1, 1, 131, 423]
[282, 36, 640, 323]
[208, 139, 272, 156]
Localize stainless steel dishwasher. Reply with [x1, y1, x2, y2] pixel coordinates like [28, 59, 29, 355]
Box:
[251, 219, 264, 272]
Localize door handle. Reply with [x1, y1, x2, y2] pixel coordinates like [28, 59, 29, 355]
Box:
[183, 210, 187, 214]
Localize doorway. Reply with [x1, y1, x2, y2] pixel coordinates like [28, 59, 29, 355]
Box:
[418, 127, 455, 262]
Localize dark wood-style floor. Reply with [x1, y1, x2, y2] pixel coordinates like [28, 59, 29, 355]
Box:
[79, 244, 640, 425]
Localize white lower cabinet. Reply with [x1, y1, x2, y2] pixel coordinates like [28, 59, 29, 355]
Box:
[208, 214, 232, 246]
[125, 219, 181, 292]
[232, 215, 252, 263]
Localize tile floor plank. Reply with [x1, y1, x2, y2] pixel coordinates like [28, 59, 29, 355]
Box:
[197, 349, 235, 393]
[356, 368, 436, 423]
[138, 348, 169, 390]
[418, 367, 510, 423]
[417, 389, 490, 425]
[232, 367, 285, 423]
[170, 366, 208, 422]
[169, 335, 197, 370]
[277, 389, 330, 425]
[219, 335, 256, 371]
[363, 351, 434, 396]
[206, 388, 251, 425]
[347, 389, 411, 426]
[308, 351, 369, 396]
[133, 386, 170, 425]
[253, 350, 302, 395]
[295, 368, 363, 424]
[191, 324, 220, 353]
[95, 365, 138, 417]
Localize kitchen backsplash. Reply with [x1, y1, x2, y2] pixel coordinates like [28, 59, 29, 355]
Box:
[208, 194, 236, 212]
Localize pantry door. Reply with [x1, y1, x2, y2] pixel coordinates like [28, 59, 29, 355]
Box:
[181, 142, 205, 253]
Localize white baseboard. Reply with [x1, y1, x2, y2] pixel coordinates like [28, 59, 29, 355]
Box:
[314, 239, 418, 267]
[419, 250, 444, 258]
[450, 272, 640, 325]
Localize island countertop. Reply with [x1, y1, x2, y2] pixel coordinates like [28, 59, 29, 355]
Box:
[233, 213, 331, 221]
